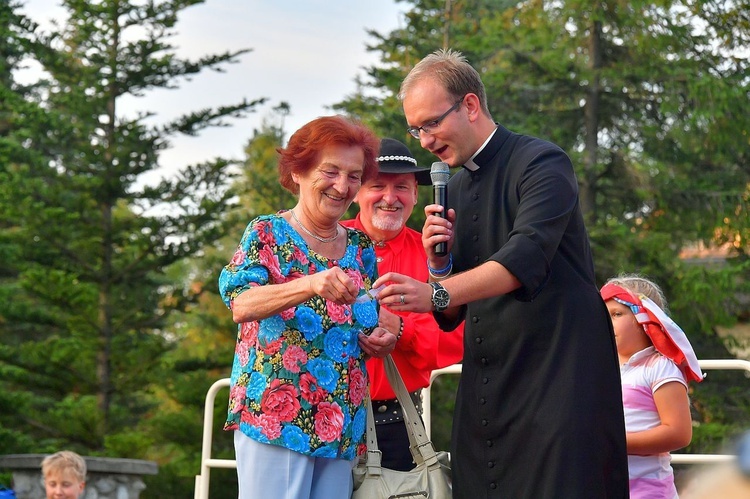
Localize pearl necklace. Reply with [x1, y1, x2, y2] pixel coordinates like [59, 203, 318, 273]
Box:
[290, 209, 340, 243]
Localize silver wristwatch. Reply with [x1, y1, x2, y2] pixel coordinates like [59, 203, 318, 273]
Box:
[429, 282, 451, 312]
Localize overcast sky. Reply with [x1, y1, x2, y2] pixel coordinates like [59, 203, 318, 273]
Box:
[19, 0, 404, 180]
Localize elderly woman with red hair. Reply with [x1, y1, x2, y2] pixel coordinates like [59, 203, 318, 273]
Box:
[219, 116, 397, 499]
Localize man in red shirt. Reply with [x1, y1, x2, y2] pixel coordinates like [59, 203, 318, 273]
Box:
[342, 138, 464, 471]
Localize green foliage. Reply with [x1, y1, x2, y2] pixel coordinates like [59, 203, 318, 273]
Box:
[0, 2, 261, 495]
[1, 1, 748, 497]
[688, 422, 738, 453]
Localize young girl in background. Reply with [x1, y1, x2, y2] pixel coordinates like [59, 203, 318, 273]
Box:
[601, 275, 704, 498]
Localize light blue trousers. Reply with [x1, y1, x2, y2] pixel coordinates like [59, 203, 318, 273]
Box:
[234, 431, 355, 499]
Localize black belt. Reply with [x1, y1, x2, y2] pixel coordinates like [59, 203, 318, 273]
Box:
[371, 390, 423, 424]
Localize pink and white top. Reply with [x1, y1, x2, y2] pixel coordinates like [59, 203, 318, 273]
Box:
[621, 346, 688, 499]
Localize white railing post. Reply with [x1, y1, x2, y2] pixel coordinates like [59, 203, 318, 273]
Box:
[194, 378, 231, 499]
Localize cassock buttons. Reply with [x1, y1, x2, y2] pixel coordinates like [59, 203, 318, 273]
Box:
[377, 405, 388, 413]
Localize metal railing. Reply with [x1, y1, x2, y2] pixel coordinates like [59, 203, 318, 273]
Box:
[425, 359, 750, 464]
[194, 359, 750, 498]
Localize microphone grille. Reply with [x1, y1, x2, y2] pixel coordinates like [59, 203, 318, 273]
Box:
[430, 162, 450, 185]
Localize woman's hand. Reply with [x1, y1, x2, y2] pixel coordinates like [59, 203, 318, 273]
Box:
[359, 327, 397, 358]
[231, 266, 359, 323]
[309, 267, 359, 305]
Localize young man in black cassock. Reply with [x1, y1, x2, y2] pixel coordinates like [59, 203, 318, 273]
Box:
[373, 49, 629, 498]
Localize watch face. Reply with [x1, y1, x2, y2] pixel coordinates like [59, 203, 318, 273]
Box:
[431, 283, 450, 311]
[434, 289, 450, 307]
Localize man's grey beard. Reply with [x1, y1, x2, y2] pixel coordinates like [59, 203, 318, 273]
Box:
[371, 211, 405, 233]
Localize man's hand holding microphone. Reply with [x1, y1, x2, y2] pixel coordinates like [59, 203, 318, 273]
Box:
[372, 162, 455, 312]
[424, 162, 454, 270]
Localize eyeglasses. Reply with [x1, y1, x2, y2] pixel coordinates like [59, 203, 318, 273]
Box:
[406, 98, 464, 139]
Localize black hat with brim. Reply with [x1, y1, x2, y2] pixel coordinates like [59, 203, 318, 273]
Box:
[376, 138, 431, 185]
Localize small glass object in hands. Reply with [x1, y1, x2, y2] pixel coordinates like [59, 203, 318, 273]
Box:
[355, 285, 385, 303]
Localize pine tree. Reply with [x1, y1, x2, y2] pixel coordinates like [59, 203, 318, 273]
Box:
[0, 0, 264, 455]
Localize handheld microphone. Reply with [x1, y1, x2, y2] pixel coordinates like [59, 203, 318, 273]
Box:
[430, 162, 450, 256]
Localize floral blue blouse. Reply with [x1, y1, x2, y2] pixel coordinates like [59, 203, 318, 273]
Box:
[218, 213, 379, 460]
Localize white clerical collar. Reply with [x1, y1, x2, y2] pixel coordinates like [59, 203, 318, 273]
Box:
[463, 126, 498, 171]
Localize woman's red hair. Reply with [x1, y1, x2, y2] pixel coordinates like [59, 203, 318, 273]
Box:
[278, 115, 380, 194]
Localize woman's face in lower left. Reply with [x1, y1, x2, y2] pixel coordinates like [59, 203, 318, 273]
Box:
[293, 143, 365, 220]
